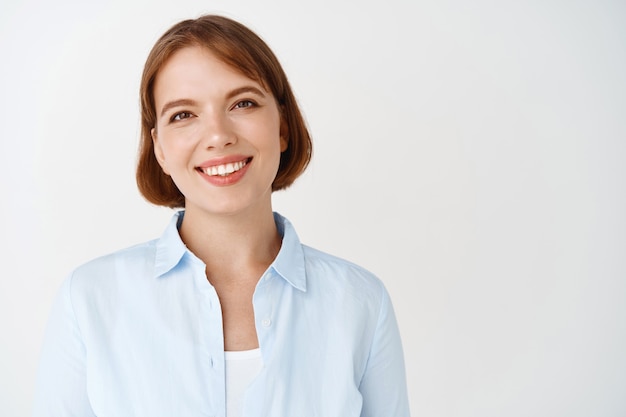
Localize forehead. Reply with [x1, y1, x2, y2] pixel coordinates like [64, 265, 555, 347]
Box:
[153, 45, 266, 97]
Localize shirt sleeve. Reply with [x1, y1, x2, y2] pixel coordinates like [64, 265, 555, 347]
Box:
[359, 284, 411, 417]
[32, 275, 96, 417]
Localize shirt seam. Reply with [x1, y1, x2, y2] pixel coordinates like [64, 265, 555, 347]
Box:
[357, 279, 385, 387]
[67, 271, 87, 345]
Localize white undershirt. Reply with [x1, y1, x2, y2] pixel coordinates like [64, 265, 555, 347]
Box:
[224, 348, 263, 417]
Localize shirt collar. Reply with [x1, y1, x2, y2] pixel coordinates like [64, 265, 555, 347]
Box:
[153, 211, 307, 292]
[154, 211, 188, 278]
[270, 212, 307, 292]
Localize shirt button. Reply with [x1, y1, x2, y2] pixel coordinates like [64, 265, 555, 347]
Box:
[262, 318, 271, 327]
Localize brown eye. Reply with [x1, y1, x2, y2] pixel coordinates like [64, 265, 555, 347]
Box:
[172, 111, 193, 121]
[234, 100, 255, 109]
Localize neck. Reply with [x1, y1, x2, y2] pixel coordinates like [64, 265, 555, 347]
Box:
[178, 203, 281, 283]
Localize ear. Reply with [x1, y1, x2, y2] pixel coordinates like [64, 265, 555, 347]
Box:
[279, 114, 289, 152]
[151, 127, 170, 175]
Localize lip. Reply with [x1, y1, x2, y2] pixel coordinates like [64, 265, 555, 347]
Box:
[196, 155, 252, 187]
[197, 154, 251, 169]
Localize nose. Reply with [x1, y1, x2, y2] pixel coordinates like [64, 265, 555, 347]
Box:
[200, 111, 236, 149]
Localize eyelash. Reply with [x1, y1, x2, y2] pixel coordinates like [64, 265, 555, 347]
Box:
[168, 99, 258, 123]
[170, 111, 193, 122]
[233, 100, 257, 109]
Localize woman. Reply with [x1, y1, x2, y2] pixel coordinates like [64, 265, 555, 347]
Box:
[33, 15, 410, 417]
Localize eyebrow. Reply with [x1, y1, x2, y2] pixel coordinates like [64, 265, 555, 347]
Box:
[225, 86, 267, 100]
[158, 86, 267, 118]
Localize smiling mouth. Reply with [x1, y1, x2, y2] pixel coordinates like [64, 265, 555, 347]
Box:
[199, 158, 251, 177]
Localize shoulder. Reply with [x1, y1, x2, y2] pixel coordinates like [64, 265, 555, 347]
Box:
[301, 244, 385, 304]
[302, 244, 380, 280]
[69, 239, 159, 293]
[274, 212, 384, 299]
[73, 239, 158, 276]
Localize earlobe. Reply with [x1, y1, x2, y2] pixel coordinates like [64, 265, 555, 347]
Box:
[151, 128, 170, 175]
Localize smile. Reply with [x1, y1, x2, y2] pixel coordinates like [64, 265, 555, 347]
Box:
[201, 158, 250, 177]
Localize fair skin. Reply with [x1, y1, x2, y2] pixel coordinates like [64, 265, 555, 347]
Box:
[151, 45, 288, 351]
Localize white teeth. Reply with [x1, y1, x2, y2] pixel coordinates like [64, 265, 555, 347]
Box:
[203, 160, 247, 176]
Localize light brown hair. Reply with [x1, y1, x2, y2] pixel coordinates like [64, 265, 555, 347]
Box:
[136, 15, 312, 208]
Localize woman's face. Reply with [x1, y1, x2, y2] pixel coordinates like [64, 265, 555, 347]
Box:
[151, 46, 287, 217]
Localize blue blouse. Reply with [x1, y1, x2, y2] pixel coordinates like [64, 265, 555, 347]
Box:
[33, 212, 410, 417]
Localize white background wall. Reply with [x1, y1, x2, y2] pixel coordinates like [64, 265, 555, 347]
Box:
[1, 0, 625, 415]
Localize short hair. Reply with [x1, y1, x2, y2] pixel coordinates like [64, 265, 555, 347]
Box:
[136, 15, 312, 208]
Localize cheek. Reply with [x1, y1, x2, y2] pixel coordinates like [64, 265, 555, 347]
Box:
[155, 142, 186, 176]
[159, 130, 197, 157]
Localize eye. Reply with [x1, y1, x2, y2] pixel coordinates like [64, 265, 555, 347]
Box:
[233, 100, 256, 109]
[171, 111, 193, 122]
